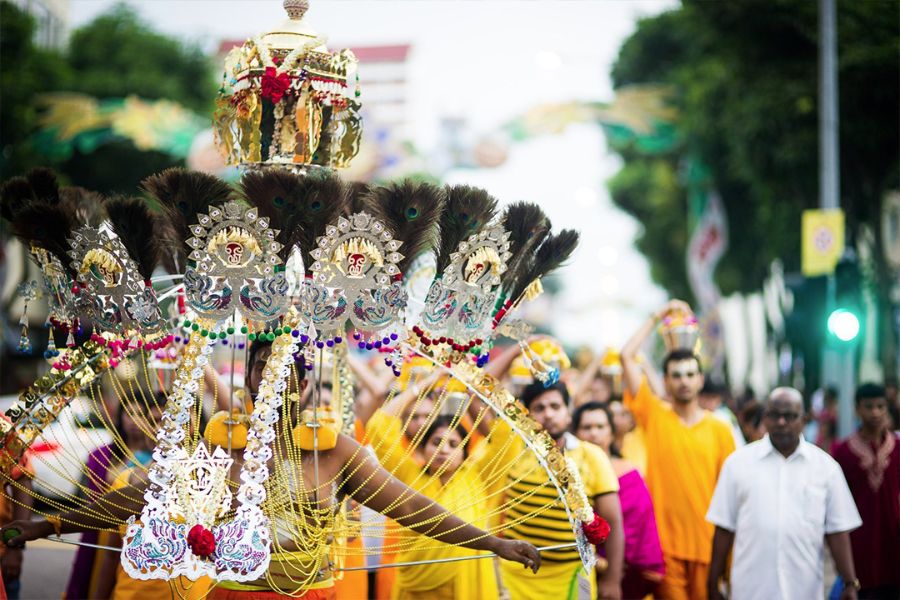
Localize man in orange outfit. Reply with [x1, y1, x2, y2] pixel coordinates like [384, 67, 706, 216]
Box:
[620, 300, 735, 600]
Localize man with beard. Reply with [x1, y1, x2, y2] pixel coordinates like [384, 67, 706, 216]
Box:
[495, 381, 625, 600]
[620, 300, 735, 600]
[707, 388, 861, 600]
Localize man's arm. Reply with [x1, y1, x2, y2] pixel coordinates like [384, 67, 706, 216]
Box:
[379, 368, 443, 425]
[2, 478, 147, 546]
[825, 532, 859, 600]
[707, 526, 735, 600]
[620, 299, 691, 396]
[484, 342, 522, 381]
[337, 434, 540, 571]
[570, 355, 604, 402]
[348, 353, 392, 426]
[594, 492, 624, 600]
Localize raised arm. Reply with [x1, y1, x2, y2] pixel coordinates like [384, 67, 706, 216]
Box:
[336, 434, 540, 572]
[621, 300, 692, 396]
[382, 368, 442, 418]
[348, 353, 392, 402]
[205, 365, 237, 412]
[484, 342, 522, 381]
[570, 354, 605, 402]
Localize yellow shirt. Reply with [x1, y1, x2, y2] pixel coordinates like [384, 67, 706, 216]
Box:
[624, 380, 735, 562]
[366, 410, 499, 600]
[501, 433, 619, 563]
[620, 427, 648, 475]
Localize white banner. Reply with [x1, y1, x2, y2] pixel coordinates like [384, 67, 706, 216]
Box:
[686, 190, 728, 312]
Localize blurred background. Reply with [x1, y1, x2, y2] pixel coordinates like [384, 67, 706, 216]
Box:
[2, 0, 898, 410]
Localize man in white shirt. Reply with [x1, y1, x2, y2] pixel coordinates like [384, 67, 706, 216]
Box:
[706, 387, 862, 600]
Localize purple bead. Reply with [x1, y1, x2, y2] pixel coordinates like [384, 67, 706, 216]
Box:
[222, 340, 229, 346]
[390, 333, 398, 340]
[300, 334, 309, 343]
[365, 342, 373, 350]
[326, 340, 334, 347]
[353, 332, 361, 340]
[306, 364, 314, 371]
[382, 337, 390, 345]
[357, 342, 366, 349]
[373, 341, 382, 349]
[291, 329, 300, 337]
[385, 359, 393, 366]
[316, 341, 325, 348]
[238, 343, 246, 350]
[174, 336, 182, 343]
[334, 336, 343, 344]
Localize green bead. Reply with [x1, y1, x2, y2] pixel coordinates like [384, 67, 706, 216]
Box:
[183, 319, 191, 328]
[248, 333, 257, 342]
[219, 331, 227, 340]
[240, 326, 248, 334]
[274, 327, 283, 336]
[268, 332, 276, 342]
[227, 327, 235, 335]
[191, 323, 199, 331]
[200, 329, 209, 337]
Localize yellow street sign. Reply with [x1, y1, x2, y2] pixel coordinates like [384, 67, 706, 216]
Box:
[802, 209, 845, 276]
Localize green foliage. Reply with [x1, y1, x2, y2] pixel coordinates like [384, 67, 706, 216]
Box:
[607, 0, 899, 302]
[66, 4, 215, 115]
[0, 1, 216, 191]
[0, 3, 72, 178]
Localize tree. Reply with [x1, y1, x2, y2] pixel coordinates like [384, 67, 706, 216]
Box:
[0, 2, 216, 192]
[607, 0, 900, 376]
[65, 4, 215, 115]
[0, 2, 72, 179]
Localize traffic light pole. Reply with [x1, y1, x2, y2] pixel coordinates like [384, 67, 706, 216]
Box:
[819, 0, 855, 437]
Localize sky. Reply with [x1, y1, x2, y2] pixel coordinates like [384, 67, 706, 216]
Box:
[67, 0, 676, 349]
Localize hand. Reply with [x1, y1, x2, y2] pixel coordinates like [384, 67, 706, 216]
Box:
[1, 519, 53, 549]
[597, 577, 621, 600]
[491, 538, 541, 573]
[708, 585, 727, 600]
[1, 548, 23, 581]
[839, 586, 858, 600]
[655, 299, 693, 321]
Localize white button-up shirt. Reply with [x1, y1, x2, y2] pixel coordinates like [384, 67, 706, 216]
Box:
[706, 435, 861, 600]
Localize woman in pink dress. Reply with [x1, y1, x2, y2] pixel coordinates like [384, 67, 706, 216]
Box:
[573, 401, 665, 598]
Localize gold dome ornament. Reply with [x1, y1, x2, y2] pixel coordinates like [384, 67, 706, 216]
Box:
[214, 0, 361, 169]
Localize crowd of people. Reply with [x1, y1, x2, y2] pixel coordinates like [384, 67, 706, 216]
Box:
[1, 299, 899, 600]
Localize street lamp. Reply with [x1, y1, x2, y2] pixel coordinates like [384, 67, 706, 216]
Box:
[827, 308, 860, 342]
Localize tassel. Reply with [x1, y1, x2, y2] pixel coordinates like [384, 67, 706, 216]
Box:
[66, 331, 76, 348]
[17, 328, 31, 354]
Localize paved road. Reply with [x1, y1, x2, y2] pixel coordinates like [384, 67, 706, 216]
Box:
[9, 534, 840, 599]
[16, 536, 79, 599]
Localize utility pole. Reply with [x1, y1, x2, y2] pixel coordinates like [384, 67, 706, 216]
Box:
[819, 0, 855, 437]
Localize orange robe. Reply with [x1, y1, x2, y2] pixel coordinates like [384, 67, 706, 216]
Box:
[623, 380, 735, 562]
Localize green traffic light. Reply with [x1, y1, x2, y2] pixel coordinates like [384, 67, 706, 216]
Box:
[827, 308, 860, 342]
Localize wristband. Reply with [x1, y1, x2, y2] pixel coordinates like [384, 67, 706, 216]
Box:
[843, 578, 861, 591]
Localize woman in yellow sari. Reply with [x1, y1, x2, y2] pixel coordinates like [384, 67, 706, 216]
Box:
[366, 406, 501, 600]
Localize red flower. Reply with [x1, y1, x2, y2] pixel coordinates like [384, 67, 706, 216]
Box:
[260, 67, 291, 104]
[187, 524, 216, 558]
[582, 513, 611, 546]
